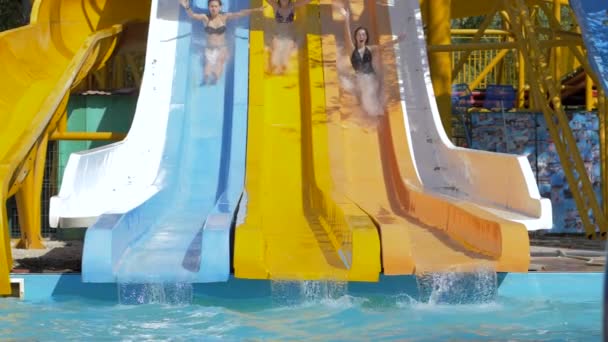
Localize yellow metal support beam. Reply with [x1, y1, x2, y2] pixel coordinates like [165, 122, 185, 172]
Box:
[431, 42, 517, 52]
[424, 0, 452, 137]
[449, 0, 570, 19]
[469, 49, 510, 91]
[451, 7, 499, 80]
[586, 75, 594, 112]
[518, 49, 526, 108]
[0, 174, 11, 294]
[534, 0, 599, 113]
[599, 91, 608, 217]
[430, 39, 580, 53]
[451, 29, 512, 35]
[50, 132, 126, 141]
[552, 0, 561, 83]
[505, 0, 607, 239]
[14, 134, 48, 249]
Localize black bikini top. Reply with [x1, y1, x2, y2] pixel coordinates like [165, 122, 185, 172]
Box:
[275, 8, 294, 23]
[205, 24, 226, 35]
[351, 47, 374, 74]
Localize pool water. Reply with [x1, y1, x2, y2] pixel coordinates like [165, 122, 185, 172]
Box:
[0, 273, 602, 341]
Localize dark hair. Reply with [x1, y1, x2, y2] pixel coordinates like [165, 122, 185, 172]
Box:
[354, 26, 370, 45]
[208, 0, 222, 5]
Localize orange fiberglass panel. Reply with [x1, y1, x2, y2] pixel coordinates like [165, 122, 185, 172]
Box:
[318, 0, 530, 274]
[233, 0, 380, 282]
[0, 0, 150, 294]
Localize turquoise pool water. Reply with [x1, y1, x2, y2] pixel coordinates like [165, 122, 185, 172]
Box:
[0, 273, 602, 340]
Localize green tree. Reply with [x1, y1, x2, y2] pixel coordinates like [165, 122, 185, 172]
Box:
[0, 0, 25, 32]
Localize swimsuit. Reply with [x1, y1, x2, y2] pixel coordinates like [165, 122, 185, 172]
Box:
[204, 25, 226, 35]
[275, 8, 294, 23]
[204, 19, 227, 66]
[205, 15, 226, 35]
[351, 47, 374, 74]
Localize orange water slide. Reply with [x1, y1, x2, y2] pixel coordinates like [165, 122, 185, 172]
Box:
[318, 0, 536, 274]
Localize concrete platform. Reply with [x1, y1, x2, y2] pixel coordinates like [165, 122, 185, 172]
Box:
[9, 234, 608, 274]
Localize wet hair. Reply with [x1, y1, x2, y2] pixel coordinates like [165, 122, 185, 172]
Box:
[354, 26, 370, 45]
[208, 0, 222, 6]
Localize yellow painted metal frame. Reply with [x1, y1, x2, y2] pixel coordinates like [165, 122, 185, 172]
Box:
[504, 0, 607, 239]
[421, 0, 453, 137]
[429, 0, 607, 239]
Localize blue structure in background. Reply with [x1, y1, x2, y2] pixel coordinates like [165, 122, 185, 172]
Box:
[483, 85, 516, 112]
[570, 0, 608, 93]
[469, 111, 601, 233]
[82, 0, 250, 283]
[451, 83, 473, 147]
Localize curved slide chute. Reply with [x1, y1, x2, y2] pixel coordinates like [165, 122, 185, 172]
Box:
[0, 0, 150, 294]
[51, 0, 250, 283]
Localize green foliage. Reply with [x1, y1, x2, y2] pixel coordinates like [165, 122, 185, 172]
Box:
[0, 0, 25, 32]
[451, 15, 502, 31]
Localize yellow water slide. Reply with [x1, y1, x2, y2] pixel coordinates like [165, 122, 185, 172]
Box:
[0, 0, 149, 294]
[318, 0, 533, 274]
[234, 0, 381, 282]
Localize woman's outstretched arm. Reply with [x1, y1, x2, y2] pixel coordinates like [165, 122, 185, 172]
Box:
[180, 0, 209, 23]
[225, 5, 265, 20]
[340, 7, 355, 51]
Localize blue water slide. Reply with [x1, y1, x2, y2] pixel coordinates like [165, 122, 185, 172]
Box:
[81, 0, 249, 283]
[570, 0, 608, 92]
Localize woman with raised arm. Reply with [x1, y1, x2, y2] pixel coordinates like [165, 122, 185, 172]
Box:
[180, 0, 264, 84]
[340, 6, 405, 116]
[264, 0, 311, 74]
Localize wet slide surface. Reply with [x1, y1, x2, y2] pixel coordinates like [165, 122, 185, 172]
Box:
[234, 0, 380, 281]
[81, 0, 250, 284]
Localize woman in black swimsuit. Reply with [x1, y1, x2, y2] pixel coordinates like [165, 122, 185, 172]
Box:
[340, 6, 405, 116]
[264, 0, 311, 74]
[180, 0, 264, 84]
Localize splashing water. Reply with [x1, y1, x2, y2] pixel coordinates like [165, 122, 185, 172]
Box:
[270, 280, 348, 306]
[416, 268, 498, 304]
[118, 282, 194, 305]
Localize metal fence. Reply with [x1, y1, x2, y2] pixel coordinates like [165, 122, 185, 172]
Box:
[7, 141, 58, 238]
[451, 34, 519, 89]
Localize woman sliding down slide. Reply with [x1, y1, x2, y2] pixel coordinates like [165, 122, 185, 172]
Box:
[339, 5, 405, 117]
[180, 0, 264, 84]
[264, 0, 311, 74]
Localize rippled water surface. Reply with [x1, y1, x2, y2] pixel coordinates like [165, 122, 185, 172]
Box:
[0, 273, 601, 341]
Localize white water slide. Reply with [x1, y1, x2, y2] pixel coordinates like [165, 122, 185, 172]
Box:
[387, 0, 552, 230]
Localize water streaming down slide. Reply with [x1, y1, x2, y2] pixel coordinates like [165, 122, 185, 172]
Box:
[51, 0, 250, 283]
[570, 0, 608, 93]
[233, 0, 381, 282]
[318, 0, 552, 274]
